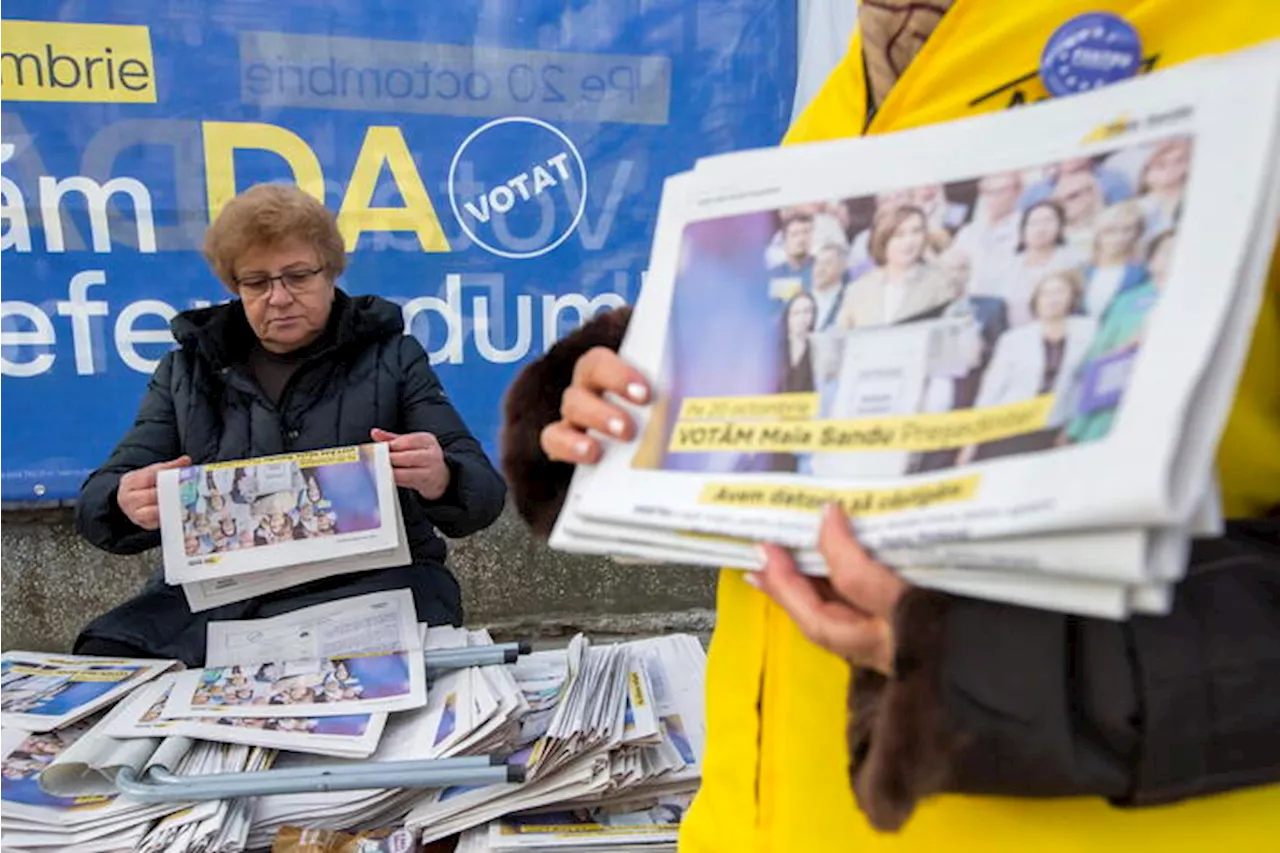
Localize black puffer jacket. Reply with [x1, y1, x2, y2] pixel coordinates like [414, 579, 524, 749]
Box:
[75, 290, 506, 665]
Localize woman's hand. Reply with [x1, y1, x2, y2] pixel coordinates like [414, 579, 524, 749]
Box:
[750, 504, 908, 676]
[370, 429, 450, 499]
[539, 347, 651, 464]
[117, 455, 193, 530]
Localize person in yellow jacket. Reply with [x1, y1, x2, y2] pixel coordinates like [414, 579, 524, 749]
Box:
[499, 2, 1280, 850]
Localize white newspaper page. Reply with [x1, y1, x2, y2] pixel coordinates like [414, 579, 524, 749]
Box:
[160, 590, 425, 719]
[553, 520, 1137, 619]
[0, 652, 178, 733]
[486, 792, 691, 849]
[0, 721, 181, 828]
[180, 497, 411, 612]
[577, 46, 1280, 550]
[162, 651, 426, 719]
[204, 588, 420, 664]
[562, 493, 1157, 581]
[158, 443, 402, 584]
[104, 674, 386, 759]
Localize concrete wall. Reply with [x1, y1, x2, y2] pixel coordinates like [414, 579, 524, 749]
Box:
[0, 504, 717, 653]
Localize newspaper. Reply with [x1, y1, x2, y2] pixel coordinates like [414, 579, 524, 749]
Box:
[180, 496, 410, 612]
[241, 629, 522, 849]
[563, 490, 1219, 581]
[481, 793, 691, 850]
[581, 48, 1280, 547]
[547, 43, 1280, 618]
[103, 673, 387, 759]
[158, 443, 406, 590]
[555, 502, 1158, 619]
[37, 690, 196, 799]
[0, 652, 179, 733]
[5, 631, 706, 851]
[160, 590, 427, 719]
[130, 744, 269, 853]
[271, 825, 420, 853]
[408, 634, 706, 845]
[0, 722, 170, 827]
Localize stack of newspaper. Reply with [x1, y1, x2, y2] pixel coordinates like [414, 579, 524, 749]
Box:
[1, 653, 185, 851]
[550, 42, 1280, 619]
[103, 590, 430, 762]
[1, 721, 258, 853]
[3, 590, 707, 850]
[156, 443, 410, 612]
[225, 621, 704, 848]
[404, 632, 705, 848]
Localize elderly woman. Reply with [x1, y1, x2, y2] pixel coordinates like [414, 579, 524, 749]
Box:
[73, 183, 506, 666]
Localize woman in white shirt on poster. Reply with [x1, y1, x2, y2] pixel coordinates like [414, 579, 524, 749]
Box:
[958, 269, 1096, 464]
[999, 199, 1084, 327]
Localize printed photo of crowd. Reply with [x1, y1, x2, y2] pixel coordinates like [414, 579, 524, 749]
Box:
[177, 450, 382, 558]
[663, 134, 1191, 475]
[186, 652, 410, 711]
[138, 685, 371, 735]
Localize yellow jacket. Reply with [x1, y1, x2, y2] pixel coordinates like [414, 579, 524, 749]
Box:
[675, 2, 1280, 851]
[501, 3, 1280, 845]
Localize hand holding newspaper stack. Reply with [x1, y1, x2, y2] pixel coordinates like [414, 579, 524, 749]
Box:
[157, 443, 410, 612]
[550, 43, 1280, 619]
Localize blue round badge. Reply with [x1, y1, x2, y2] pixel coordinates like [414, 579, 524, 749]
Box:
[1039, 12, 1143, 98]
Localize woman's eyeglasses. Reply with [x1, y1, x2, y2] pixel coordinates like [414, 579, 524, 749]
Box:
[235, 267, 325, 299]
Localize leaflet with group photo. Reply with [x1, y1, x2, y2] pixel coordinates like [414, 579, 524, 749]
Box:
[159, 590, 426, 719]
[574, 46, 1280, 553]
[103, 674, 387, 760]
[0, 652, 179, 733]
[158, 443, 404, 586]
[547, 174, 1192, 620]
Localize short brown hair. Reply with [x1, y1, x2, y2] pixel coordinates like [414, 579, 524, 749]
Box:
[869, 204, 926, 266]
[203, 183, 347, 291]
[1029, 268, 1085, 319]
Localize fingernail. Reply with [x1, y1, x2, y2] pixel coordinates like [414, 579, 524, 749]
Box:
[754, 545, 769, 569]
[576, 439, 593, 459]
[607, 417, 626, 437]
[743, 572, 762, 590]
[626, 382, 649, 404]
[823, 502, 842, 523]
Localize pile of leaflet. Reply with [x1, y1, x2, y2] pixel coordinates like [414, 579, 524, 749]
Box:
[2, 590, 706, 852]
[550, 42, 1280, 619]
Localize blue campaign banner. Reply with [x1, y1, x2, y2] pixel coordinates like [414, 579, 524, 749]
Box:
[0, 0, 796, 501]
